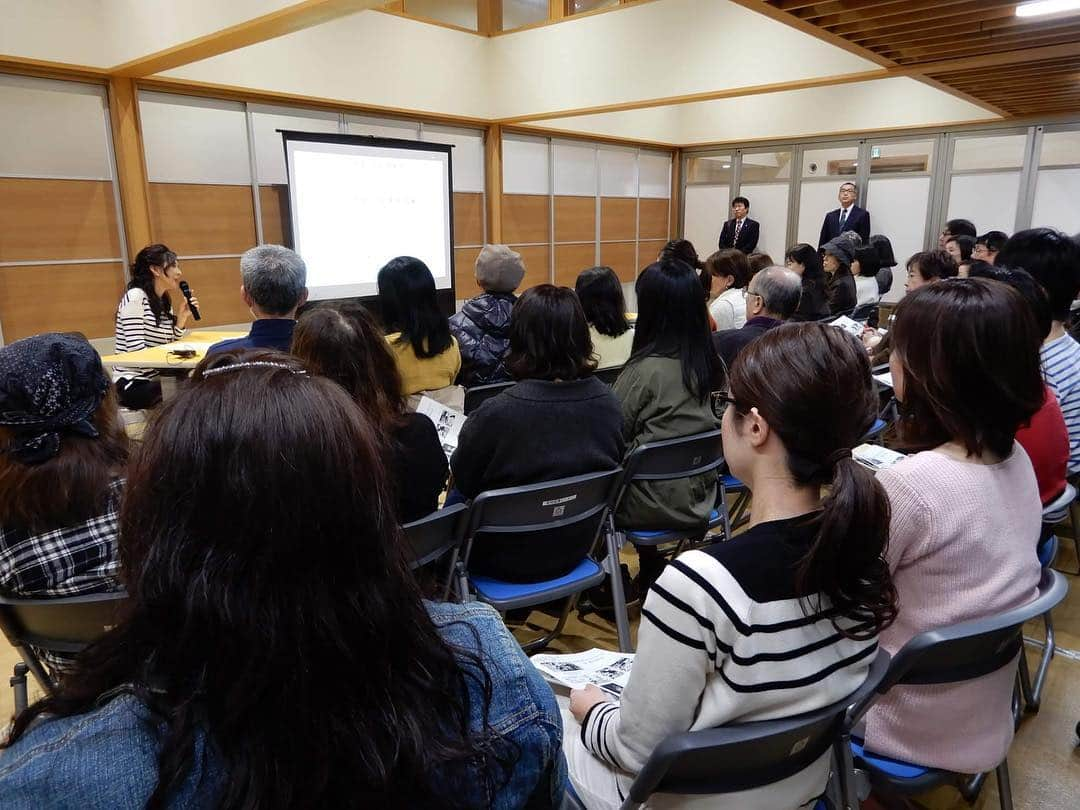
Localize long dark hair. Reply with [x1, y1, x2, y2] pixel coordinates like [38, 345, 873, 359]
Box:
[3, 351, 512, 807]
[869, 234, 897, 268]
[632, 258, 721, 402]
[377, 256, 452, 359]
[728, 323, 897, 638]
[508, 285, 596, 381]
[291, 304, 408, 433]
[785, 243, 828, 300]
[128, 244, 177, 326]
[891, 279, 1044, 459]
[0, 387, 127, 534]
[575, 266, 630, 338]
[659, 239, 705, 270]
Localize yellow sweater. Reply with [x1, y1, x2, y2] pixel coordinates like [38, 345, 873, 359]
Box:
[386, 333, 462, 395]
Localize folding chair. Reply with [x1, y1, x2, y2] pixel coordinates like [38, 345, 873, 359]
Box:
[1047, 480, 1080, 575]
[613, 430, 727, 553]
[463, 380, 515, 415]
[861, 417, 889, 445]
[0, 591, 129, 714]
[579, 649, 890, 810]
[594, 365, 624, 386]
[403, 503, 469, 601]
[851, 302, 878, 322]
[1018, 483, 1077, 713]
[835, 568, 1069, 810]
[460, 468, 630, 653]
[718, 467, 751, 539]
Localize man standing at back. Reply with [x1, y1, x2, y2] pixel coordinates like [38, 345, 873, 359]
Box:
[717, 196, 759, 253]
[209, 245, 308, 355]
[819, 182, 870, 248]
[712, 266, 802, 369]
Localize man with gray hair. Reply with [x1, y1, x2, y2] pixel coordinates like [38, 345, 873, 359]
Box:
[208, 245, 308, 355]
[712, 265, 802, 369]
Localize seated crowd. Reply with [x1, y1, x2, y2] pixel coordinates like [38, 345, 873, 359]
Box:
[0, 216, 1077, 809]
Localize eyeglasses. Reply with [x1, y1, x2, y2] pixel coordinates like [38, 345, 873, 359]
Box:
[712, 391, 744, 418]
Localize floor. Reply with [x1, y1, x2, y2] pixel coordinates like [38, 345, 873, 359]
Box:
[1, 545, 1077, 808]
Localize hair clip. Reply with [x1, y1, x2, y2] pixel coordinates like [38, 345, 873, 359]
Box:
[201, 361, 307, 378]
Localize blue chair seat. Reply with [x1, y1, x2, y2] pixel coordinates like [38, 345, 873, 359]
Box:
[862, 418, 888, 442]
[623, 510, 722, 545]
[471, 558, 605, 610]
[721, 474, 744, 490]
[1038, 534, 1059, 569]
[850, 739, 930, 780]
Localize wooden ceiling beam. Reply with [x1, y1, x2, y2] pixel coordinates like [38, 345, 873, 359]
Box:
[850, 10, 1031, 46]
[856, 18, 1080, 51]
[776, 0, 909, 13]
[818, 0, 1015, 34]
[896, 30, 1080, 63]
[899, 41, 1080, 73]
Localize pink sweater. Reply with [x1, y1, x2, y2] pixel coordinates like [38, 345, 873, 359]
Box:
[867, 445, 1041, 773]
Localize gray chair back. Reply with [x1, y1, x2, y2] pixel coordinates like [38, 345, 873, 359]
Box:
[463, 381, 515, 415]
[404, 503, 468, 570]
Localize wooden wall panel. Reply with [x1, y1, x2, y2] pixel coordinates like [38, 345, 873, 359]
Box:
[507, 244, 550, 291]
[554, 243, 597, 288]
[0, 262, 125, 341]
[454, 192, 484, 247]
[149, 183, 257, 256]
[177, 257, 252, 327]
[639, 198, 670, 240]
[455, 247, 482, 298]
[639, 240, 668, 269]
[600, 241, 638, 283]
[600, 197, 637, 241]
[502, 195, 550, 245]
[260, 185, 291, 247]
[554, 196, 596, 243]
[0, 179, 121, 262]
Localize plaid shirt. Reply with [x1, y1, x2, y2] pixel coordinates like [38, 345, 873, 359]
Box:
[0, 478, 122, 598]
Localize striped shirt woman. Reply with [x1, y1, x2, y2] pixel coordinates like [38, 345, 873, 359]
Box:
[112, 287, 185, 383]
[1041, 332, 1080, 474]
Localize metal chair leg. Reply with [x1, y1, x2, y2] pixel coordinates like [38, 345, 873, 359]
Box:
[520, 595, 579, 655]
[717, 482, 733, 543]
[10, 662, 28, 715]
[960, 771, 986, 803]
[995, 759, 1014, 810]
[606, 521, 633, 653]
[1070, 498, 1080, 575]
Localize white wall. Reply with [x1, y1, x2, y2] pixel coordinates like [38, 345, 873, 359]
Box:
[683, 185, 729, 257]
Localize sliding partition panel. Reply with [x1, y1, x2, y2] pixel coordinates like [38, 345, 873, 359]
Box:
[599, 146, 639, 284]
[682, 155, 732, 261]
[795, 142, 858, 249]
[1032, 128, 1080, 235]
[945, 132, 1027, 236]
[739, 149, 792, 262]
[424, 124, 486, 295]
[501, 134, 552, 292]
[0, 74, 126, 343]
[553, 141, 598, 287]
[140, 91, 256, 327]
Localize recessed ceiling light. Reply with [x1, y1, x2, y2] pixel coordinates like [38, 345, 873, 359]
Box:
[1016, 0, 1080, 18]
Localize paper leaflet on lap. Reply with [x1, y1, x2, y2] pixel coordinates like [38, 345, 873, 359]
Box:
[531, 649, 634, 701]
[415, 396, 466, 460]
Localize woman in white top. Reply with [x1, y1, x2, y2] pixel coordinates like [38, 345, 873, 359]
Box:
[575, 266, 634, 369]
[852, 246, 882, 310]
[112, 244, 199, 410]
[562, 323, 898, 810]
[702, 249, 750, 331]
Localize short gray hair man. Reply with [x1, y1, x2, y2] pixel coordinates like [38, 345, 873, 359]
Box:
[747, 266, 802, 321]
[240, 245, 308, 318]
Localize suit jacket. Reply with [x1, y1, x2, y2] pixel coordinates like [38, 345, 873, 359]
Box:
[818, 206, 870, 247]
[712, 316, 783, 369]
[718, 218, 760, 253]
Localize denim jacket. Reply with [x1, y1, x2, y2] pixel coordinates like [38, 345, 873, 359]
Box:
[0, 601, 567, 809]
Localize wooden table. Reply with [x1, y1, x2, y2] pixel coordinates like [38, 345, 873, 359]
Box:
[100, 330, 247, 399]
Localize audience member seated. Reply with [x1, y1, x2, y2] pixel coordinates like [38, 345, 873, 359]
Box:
[377, 256, 462, 404]
[564, 323, 898, 810]
[291, 304, 448, 522]
[852, 245, 883, 308]
[974, 230, 1008, 263]
[997, 228, 1080, 477]
[944, 234, 975, 268]
[747, 251, 774, 278]
[959, 258, 995, 278]
[448, 245, 525, 387]
[661, 239, 717, 330]
[0, 352, 566, 808]
[712, 265, 801, 369]
[614, 258, 721, 592]
[821, 237, 857, 315]
[903, 249, 957, 293]
[870, 234, 897, 297]
[785, 243, 830, 321]
[575, 266, 634, 369]
[208, 245, 308, 355]
[968, 265, 1068, 505]
[0, 333, 126, 674]
[450, 286, 624, 582]
[701, 248, 751, 331]
[112, 244, 197, 410]
[939, 217, 976, 249]
[866, 279, 1042, 783]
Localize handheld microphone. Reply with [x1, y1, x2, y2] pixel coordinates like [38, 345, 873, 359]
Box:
[178, 281, 201, 321]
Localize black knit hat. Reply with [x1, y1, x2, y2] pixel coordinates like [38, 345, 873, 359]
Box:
[0, 333, 110, 465]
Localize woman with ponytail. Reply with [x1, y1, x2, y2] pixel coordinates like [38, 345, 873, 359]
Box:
[112, 244, 199, 410]
[863, 278, 1043, 782]
[564, 323, 897, 810]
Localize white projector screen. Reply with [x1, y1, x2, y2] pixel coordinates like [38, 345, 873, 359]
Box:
[284, 132, 454, 301]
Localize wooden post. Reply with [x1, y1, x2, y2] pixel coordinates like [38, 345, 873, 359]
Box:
[107, 77, 153, 259]
[549, 0, 567, 21]
[478, 0, 503, 35]
[484, 123, 503, 245]
[669, 148, 682, 239]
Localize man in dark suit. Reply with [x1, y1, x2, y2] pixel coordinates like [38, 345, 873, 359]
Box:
[718, 196, 759, 253]
[818, 182, 870, 247]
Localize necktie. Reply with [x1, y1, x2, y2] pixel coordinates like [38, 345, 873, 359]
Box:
[839, 208, 849, 229]
[734, 219, 743, 240]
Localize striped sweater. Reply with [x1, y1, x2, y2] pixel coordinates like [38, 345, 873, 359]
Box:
[580, 516, 876, 807]
[1041, 333, 1080, 474]
[112, 288, 184, 382]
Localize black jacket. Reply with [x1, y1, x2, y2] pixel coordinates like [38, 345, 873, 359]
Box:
[826, 270, 857, 315]
[712, 316, 783, 370]
[818, 206, 871, 247]
[718, 218, 760, 253]
[448, 292, 516, 387]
